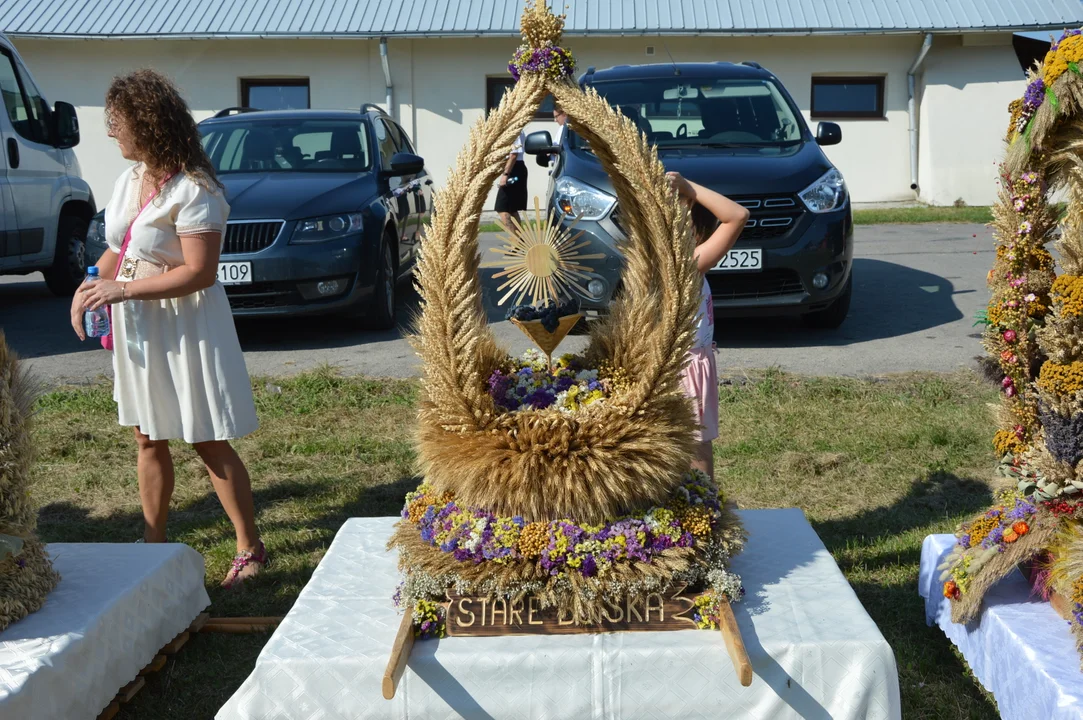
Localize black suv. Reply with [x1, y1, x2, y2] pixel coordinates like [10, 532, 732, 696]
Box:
[525, 62, 854, 328]
[86, 104, 430, 329]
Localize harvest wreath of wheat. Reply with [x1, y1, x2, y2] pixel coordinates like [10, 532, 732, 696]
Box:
[381, 1, 751, 699]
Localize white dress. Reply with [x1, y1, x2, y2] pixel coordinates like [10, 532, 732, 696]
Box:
[104, 164, 259, 443]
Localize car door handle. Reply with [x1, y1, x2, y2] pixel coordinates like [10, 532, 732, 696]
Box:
[7, 138, 19, 169]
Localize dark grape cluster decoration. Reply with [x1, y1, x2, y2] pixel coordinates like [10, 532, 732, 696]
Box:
[506, 298, 580, 332]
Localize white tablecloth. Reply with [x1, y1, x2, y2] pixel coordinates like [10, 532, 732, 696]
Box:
[919, 534, 1083, 720]
[218, 509, 901, 720]
[0, 543, 211, 720]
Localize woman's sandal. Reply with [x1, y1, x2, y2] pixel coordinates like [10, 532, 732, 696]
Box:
[221, 540, 270, 589]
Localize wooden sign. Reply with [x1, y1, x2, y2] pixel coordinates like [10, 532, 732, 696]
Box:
[443, 590, 699, 637]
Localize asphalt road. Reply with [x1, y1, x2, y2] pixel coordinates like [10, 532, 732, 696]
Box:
[1, 223, 992, 385]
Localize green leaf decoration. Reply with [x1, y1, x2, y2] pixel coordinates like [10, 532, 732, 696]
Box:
[1046, 86, 1060, 112]
[973, 308, 990, 327]
[0, 534, 24, 560]
[1070, 61, 1082, 76]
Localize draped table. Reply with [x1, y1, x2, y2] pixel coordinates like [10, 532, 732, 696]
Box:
[0, 543, 210, 719]
[919, 534, 1083, 720]
[219, 508, 899, 719]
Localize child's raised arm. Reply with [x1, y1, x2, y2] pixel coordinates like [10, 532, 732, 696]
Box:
[667, 171, 750, 274]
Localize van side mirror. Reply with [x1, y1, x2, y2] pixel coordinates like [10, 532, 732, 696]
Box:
[815, 122, 841, 147]
[388, 151, 424, 176]
[52, 101, 80, 149]
[524, 130, 556, 155]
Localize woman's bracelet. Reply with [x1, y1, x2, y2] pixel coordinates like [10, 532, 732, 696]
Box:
[121, 284, 127, 302]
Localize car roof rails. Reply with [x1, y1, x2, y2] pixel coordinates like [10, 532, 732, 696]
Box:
[361, 103, 388, 115]
[740, 61, 763, 70]
[213, 107, 260, 118]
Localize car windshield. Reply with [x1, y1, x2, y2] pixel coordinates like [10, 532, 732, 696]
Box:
[201, 119, 372, 173]
[581, 77, 803, 148]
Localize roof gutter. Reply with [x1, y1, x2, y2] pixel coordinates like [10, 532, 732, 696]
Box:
[907, 33, 933, 192]
[379, 36, 393, 119]
[5, 26, 1076, 41]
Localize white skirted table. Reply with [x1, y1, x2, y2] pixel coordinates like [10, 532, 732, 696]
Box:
[218, 509, 901, 720]
[919, 534, 1083, 720]
[0, 543, 210, 720]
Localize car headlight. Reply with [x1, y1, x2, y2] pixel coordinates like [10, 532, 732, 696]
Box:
[290, 213, 364, 244]
[87, 217, 106, 245]
[799, 168, 847, 213]
[553, 177, 616, 221]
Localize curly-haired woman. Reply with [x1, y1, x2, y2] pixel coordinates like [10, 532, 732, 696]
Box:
[70, 70, 267, 587]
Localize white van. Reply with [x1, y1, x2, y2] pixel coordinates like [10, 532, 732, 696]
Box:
[0, 32, 94, 295]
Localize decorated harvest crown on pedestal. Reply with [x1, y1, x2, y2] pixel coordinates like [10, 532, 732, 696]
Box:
[943, 27, 1083, 670]
[385, 2, 745, 663]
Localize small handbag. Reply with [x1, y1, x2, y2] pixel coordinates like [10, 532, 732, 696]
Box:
[102, 172, 175, 351]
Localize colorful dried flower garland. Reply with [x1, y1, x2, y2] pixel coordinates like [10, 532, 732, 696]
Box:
[402, 471, 726, 576]
[394, 470, 744, 638]
[982, 164, 1056, 463]
[941, 492, 1036, 600]
[487, 350, 628, 413]
[509, 43, 576, 82]
[1013, 28, 1083, 140]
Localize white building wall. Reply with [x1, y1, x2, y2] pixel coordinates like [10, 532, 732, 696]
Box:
[917, 34, 1025, 206]
[12, 33, 1024, 211]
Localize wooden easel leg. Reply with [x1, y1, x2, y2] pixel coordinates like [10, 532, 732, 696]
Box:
[718, 600, 753, 687]
[382, 607, 416, 700]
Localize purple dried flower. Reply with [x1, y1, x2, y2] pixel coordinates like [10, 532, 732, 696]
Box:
[1023, 78, 1045, 110]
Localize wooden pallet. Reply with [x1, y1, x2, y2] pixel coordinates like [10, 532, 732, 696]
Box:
[93, 613, 209, 720]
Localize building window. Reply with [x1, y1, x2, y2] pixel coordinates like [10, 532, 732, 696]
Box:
[486, 77, 554, 118]
[810, 76, 884, 119]
[241, 79, 310, 110]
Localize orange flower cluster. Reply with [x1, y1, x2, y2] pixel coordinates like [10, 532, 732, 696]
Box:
[943, 580, 960, 599]
[994, 429, 1026, 457]
[966, 514, 1003, 548]
[1003, 521, 1030, 544]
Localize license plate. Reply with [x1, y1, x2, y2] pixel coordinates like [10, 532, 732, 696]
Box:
[218, 261, 252, 285]
[713, 248, 762, 271]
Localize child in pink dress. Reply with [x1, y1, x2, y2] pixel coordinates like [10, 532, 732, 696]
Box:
[667, 172, 750, 480]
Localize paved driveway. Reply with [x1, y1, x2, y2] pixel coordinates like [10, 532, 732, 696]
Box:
[0, 223, 992, 385]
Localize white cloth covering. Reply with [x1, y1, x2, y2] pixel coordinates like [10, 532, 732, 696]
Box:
[919, 534, 1083, 720]
[217, 509, 901, 720]
[104, 164, 258, 443]
[0, 543, 211, 720]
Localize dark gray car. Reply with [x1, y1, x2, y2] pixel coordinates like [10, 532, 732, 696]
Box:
[525, 62, 854, 329]
[87, 104, 431, 329]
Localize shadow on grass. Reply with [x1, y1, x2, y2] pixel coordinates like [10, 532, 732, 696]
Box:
[810, 470, 998, 719]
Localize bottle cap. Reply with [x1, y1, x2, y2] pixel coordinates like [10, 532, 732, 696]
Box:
[87, 266, 99, 276]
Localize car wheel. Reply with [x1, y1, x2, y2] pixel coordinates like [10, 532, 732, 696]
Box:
[44, 214, 88, 296]
[366, 236, 397, 330]
[802, 274, 852, 330]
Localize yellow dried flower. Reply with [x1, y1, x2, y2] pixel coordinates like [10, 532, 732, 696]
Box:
[1053, 275, 1083, 317]
[680, 505, 713, 538]
[966, 514, 1002, 548]
[993, 429, 1025, 457]
[1038, 361, 1083, 397]
[518, 522, 548, 558]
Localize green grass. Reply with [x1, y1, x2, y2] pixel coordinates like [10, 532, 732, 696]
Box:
[853, 206, 994, 225]
[28, 368, 1001, 719]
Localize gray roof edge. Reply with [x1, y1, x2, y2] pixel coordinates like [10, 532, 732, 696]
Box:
[7, 25, 1077, 41]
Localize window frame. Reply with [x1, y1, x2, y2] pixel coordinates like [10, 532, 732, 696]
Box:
[486, 77, 554, 119]
[810, 76, 885, 120]
[240, 78, 311, 110]
[0, 48, 50, 145]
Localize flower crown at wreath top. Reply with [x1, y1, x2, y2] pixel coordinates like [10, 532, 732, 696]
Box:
[509, 42, 577, 82]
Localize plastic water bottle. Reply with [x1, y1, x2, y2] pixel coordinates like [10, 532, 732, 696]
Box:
[82, 267, 111, 338]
